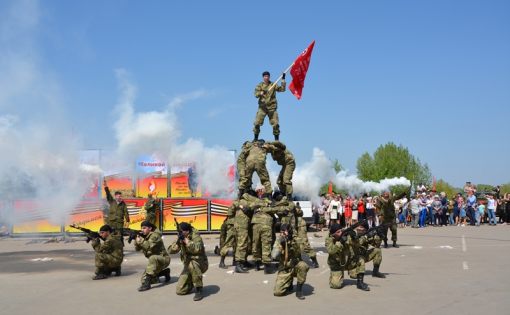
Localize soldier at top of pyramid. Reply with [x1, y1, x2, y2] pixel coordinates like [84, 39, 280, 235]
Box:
[253, 71, 286, 141]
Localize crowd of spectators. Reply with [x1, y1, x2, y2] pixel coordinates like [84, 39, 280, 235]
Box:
[311, 183, 510, 230]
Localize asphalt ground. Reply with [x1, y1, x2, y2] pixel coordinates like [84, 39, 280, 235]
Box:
[1, 225, 509, 315]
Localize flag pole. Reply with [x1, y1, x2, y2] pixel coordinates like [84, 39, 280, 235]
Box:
[267, 62, 294, 93]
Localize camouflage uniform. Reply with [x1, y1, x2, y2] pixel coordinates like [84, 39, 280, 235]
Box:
[168, 228, 208, 295]
[92, 234, 123, 275]
[326, 234, 365, 289]
[143, 197, 159, 225]
[239, 141, 272, 193]
[267, 141, 296, 196]
[234, 198, 253, 264]
[220, 202, 237, 257]
[237, 141, 253, 192]
[134, 229, 170, 284]
[253, 79, 286, 138]
[271, 235, 309, 296]
[296, 208, 317, 260]
[349, 234, 383, 278]
[376, 192, 406, 244]
[104, 186, 130, 232]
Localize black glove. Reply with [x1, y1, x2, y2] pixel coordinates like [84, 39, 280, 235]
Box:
[340, 235, 348, 244]
[280, 237, 287, 246]
[282, 73, 286, 80]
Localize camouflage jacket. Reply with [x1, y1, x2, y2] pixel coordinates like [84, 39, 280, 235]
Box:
[254, 80, 286, 108]
[326, 234, 357, 271]
[92, 234, 123, 261]
[134, 229, 168, 258]
[169, 228, 208, 266]
[376, 192, 406, 222]
[104, 187, 130, 225]
[271, 235, 302, 270]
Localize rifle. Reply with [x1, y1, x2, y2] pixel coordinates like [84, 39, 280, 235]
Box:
[360, 223, 392, 242]
[123, 228, 143, 244]
[340, 219, 368, 238]
[174, 218, 185, 243]
[69, 224, 101, 243]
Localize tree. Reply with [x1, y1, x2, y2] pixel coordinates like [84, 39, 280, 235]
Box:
[356, 142, 431, 194]
[435, 179, 460, 198]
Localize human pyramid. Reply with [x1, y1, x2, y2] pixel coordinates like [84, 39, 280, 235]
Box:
[92, 71, 386, 301]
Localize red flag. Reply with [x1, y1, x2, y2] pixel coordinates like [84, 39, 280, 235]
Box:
[289, 40, 315, 100]
[328, 181, 333, 194]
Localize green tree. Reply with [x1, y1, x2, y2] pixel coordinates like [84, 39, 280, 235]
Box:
[356, 142, 431, 194]
[435, 179, 460, 198]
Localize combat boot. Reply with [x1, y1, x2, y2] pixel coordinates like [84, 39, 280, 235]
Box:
[219, 256, 227, 269]
[372, 265, 386, 278]
[310, 257, 319, 268]
[158, 268, 171, 283]
[296, 283, 305, 300]
[264, 263, 275, 274]
[234, 261, 248, 273]
[392, 241, 399, 248]
[356, 273, 370, 291]
[255, 261, 262, 271]
[214, 245, 220, 255]
[138, 276, 152, 292]
[274, 134, 279, 141]
[193, 287, 203, 301]
[92, 271, 108, 280]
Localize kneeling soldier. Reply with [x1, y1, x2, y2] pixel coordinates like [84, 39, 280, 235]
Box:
[272, 223, 309, 300]
[135, 221, 171, 291]
[92, 224, 123, 280]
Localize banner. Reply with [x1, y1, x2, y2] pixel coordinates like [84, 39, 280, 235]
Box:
[65, 200, 105, 232]
[100, 150, 135, 198]
[170, 163, 202, 198]
[12, 200, 62, 234]
[162, 199, 208, 231]
[136, 155, 168, 198]
[289, 40, 315, 100]
[210, 199, 233, 231]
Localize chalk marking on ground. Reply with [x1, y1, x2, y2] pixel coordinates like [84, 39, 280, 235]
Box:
[462, 235, 467, 252]
[462, 261, 469, 270]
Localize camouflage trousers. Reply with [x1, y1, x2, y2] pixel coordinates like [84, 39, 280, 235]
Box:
[252, 223, 272, 264]
[383, 221, 398, 242]
[241, 161, 272, 193]
[277, 162, 295, 196]
[95, 253, 122, 274]
[348, 247, 382, 278]
[176, 260, 209, 295]
[296, 233, 316, 259]
[274, 261, 309, 296]
[329, 257, 365, 289]
[234, 216, 251, 262]
[220, 224, 236, 257]
[142, 255, 170, 284]
[253, 105, 279, 136]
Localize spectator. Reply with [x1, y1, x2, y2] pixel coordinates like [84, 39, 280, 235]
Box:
[366, 197, 375, 228]
[486, 194, 497, 226]
[453, 193, 462, 226]
[466, 190, 477, 226]
[351, 197, 359, 223]
[419, 193, 428, 228]
[357, 196, 366, 222]
[459, 197, 467, 227]
[476, 202, 485, 226]
[440, 192, 448, 226]
[432, 195, 442, 226]
[328, 195, 341, 226]
[344, 196, 353, 227]
[409, 194, 421, 228]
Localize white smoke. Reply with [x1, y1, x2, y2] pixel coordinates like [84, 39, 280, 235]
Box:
[112, 70, 234, 197]
[291, 148, 410, 203]
[0, 0, 95, 226]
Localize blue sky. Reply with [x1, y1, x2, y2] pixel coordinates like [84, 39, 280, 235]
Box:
[1, 0, 509, 188]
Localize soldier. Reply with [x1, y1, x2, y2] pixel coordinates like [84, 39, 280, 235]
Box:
[295, 203, 319, 268]
[375, 191, 407, 248]
[168, 222, 208, 301]
[272, 223, 309, 299]
[91, 224, 123, 280]
[253, 71, 286, 141]
[134, 221, 171, 291]
[267, 141, 296, 199]
[238, 140, 273, 198]
[142, 193, 159, 225]
[103, 180, 130, 238]
[219, 201, 237, 269]
[247, 190, 287, 273]
[233, 192, 260, 273]
[326, 223, 370, 291]
[348, 224, 386, 279]
[236, 141, 253, 198]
